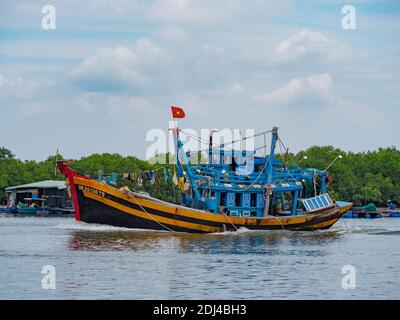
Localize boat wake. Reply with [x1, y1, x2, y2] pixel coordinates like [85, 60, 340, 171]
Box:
[330, 223, 391, 235]
[55, 221, 161, 233]
[210, 227, 254, 235]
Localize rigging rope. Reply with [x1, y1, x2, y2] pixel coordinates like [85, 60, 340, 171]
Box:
[123, 189, 176, 232]
[220, 159, 268, 192]
[221, 211, 239, 232]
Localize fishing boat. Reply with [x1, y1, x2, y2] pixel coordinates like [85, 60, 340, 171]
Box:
[57, 107, 352, 233]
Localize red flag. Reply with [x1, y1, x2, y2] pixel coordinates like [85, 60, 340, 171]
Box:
[171, 106, 185, 119]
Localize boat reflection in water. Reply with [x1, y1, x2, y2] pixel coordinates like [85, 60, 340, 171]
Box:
[68, 228, 342, 255]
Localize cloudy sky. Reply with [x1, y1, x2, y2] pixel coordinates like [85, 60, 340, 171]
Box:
[0, 0, 399, 161]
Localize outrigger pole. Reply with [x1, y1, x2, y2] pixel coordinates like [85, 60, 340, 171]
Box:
[264, 126, 279, 216]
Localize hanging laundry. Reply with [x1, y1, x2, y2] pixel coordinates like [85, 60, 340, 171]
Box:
[155, 174, 161, 191]
[164, 168, 169, 183]
[183, 181, 190, 192]
[178, 177, 185, 191]
[137, 175, 143, 186]
[172, 170, 178, 186]
[145, 171, 150, 181]
[148, 171, 156, 185]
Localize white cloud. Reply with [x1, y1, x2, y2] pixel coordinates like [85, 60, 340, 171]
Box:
[272, 30, 352, 65]
[253, 73, 334, 107]
[74, 92, 99, 112]
[107, 95, 154, 113]
[157, 26, 187, 41]
[214, 82, 244, 97]
[70, 38, 166, 92]
[0, 74, 53, 99]
[0, 74, 54, 118]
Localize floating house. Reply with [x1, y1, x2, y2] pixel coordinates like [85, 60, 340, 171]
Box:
[5, 180, 74, 214]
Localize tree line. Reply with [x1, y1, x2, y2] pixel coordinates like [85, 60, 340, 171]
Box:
[1, 145, 399, 207]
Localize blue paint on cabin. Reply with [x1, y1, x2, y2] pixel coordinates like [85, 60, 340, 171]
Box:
[173, 127, 333, 217]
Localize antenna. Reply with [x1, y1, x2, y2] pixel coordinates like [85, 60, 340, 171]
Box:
[324, 155, 343, 172]
[298, 156, 308, 166]
[54, 148, 59, 177]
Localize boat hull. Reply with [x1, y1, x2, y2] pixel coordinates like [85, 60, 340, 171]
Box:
[17, 207, 38, 214]
[70, 176, 350, 234]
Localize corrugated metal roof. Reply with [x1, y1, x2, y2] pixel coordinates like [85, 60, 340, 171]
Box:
[5, 180, 67, 191]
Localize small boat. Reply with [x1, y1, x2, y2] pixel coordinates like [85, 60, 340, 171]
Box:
[16, 202, 38, 214]
[57, 107, 352, 233]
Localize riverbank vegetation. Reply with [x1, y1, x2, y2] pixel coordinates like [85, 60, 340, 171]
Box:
[1, 146, 399, 206]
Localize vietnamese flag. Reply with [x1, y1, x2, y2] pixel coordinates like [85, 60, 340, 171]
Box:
[171, 106, 185, 119]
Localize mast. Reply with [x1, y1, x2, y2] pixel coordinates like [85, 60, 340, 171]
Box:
[172, 122, 202, 203]
[263, 126, 279, 216]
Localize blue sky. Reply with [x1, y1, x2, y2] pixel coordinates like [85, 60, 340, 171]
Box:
[0, 0, 399, 161]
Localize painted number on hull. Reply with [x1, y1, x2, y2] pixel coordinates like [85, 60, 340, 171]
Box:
[79, 185, 105, 197]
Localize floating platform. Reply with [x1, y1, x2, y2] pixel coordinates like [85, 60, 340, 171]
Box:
[1, 205, 74, 216]
[388, 212, 400, 218]
[343, 211, 382, 219]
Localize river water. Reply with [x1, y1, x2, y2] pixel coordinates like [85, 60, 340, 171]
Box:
[0, 215, 399, 299]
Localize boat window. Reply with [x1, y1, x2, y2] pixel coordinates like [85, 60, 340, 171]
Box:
[242, 211, 251, 217]
[230, 210, 239, 217]
[220, 192, 226, 206]
[235, 193, 241, 206]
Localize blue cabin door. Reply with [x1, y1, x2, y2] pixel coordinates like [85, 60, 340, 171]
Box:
[242, 193, 251, 207]
[256, 193, 264, 208]
[227, 193, 235, 207]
